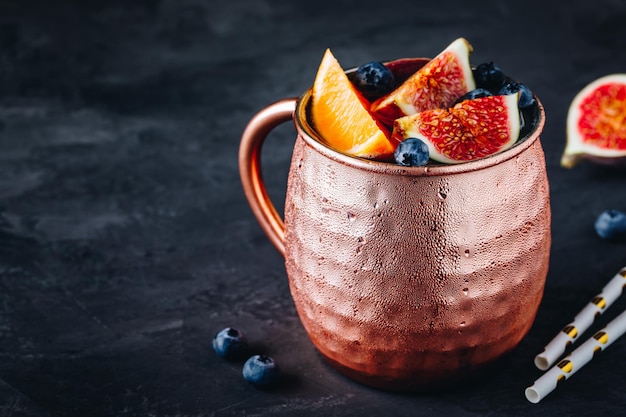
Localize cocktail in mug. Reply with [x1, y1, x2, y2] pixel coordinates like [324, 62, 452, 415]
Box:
[239, 38, 550, 391]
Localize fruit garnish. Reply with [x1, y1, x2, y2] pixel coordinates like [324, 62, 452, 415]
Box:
[473, 62, 506, 92]
[311, 48, 396, 159]
[394, 137, 430, 166]
[392, 93, 520, 164]
[351, 61, 395, 100]
[370, 38, 475, 126]
[562, 74, 626, 168]
[499, 79, 535, 109]
[595, 209, 626, 240]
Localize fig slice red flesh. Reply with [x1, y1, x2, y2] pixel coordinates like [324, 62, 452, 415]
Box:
[393, 93, 520, 164]
[563, 74, 626, 168]
[371, 38, 475, 127]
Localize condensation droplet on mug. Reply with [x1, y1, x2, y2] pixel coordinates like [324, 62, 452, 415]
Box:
[438, 190, 447, 200]
[464, 249, 471, 258]
[322, 197, 328, 203]
[463, 287, 469, 295]
[347, 212, 356, 222]
[298, 158, 303, 168]
[373, 202, 379, 209]
[521, 221, 534, 234]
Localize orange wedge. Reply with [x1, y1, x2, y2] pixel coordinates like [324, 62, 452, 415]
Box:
[311, 49, 396, 159]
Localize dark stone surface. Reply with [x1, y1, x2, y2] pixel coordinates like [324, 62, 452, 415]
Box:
[1, 0, 626, 415]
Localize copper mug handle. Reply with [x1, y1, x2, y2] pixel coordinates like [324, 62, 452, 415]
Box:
[238, 98, 297, 256]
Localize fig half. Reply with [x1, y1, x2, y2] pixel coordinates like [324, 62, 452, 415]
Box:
[370, 38, 475, 126]
[562, 74, 626, 168]
[393, 93, 520, 164]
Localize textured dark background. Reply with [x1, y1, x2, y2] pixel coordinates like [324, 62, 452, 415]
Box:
[2, 0, 626, 416]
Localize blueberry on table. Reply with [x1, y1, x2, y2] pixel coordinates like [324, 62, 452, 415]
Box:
[394, 137, 430, 167]
[472, 62, 506, 92]
[498, 79, 536, 109]
[242, 355, 281, 386]
[212, 327, 248, 359]
[595, 209, 626, 240]
[454, 88, 493, 104]
[351, 61, 395, 99]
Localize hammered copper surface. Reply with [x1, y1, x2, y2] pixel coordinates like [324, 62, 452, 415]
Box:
[239, 86, 550, 391]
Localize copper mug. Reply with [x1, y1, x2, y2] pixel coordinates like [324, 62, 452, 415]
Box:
[239, 61, 550, 391]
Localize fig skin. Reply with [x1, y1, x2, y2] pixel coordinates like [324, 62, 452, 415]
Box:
[561, 153, 626, 169]
[383, 58, 428, 86]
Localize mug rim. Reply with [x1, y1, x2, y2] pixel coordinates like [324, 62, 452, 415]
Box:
[294, 88, 546, 176]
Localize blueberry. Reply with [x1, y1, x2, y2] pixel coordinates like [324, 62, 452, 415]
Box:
[212, 327, 248, 360]
[351, 61, 395, 99]
[242, 355, 280, 386]
[472, 62, 506, 92]
[498, 78, 536, 109]
[594, 209, 626, 240]
[454, 88, 493, 104]
[394, 137, 429, 167]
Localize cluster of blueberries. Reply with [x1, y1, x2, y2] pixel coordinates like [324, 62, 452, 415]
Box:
[351, 61, 536, 167]
[213, 327, 280, 387]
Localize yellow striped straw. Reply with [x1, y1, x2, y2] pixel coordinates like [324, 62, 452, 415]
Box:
[534, 267, 626, 371]
[526, 308, 626, 403]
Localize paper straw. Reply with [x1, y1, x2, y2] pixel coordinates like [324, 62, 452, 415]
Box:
[525, 308, 626, 403]
[534, 267, 626, 370]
